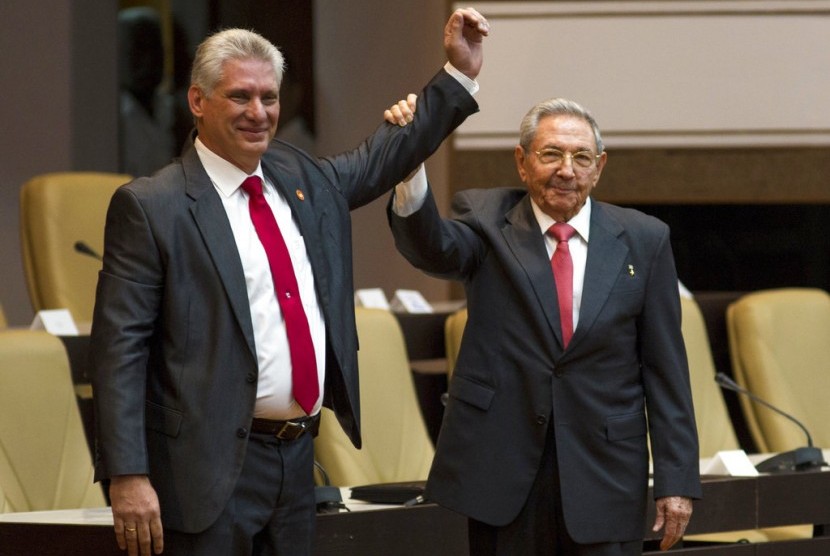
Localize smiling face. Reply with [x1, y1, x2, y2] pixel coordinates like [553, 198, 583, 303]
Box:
[514, 114, 607, 222]
[188, 57, 280, 174]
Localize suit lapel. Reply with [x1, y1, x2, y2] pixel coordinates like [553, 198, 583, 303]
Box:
[182, 148, 257, 357]
[502, 196, 563, 347]
[261, 155, 331, 313]
[570, 202, 628, 349]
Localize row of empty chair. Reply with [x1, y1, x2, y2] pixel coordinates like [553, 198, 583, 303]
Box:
[8, 171, 434, 510]
[6, 172, 829, 530]
[0, 307, 430, 515]
[17, 171, 828, 460]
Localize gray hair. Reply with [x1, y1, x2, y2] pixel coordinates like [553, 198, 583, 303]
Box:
[518, 98, 604, 154]
[190, 28, 284, 96]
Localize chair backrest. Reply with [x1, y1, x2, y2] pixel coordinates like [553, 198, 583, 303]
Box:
[680, 297, 741, 457]
[444, 307, 467, 378]
[20, 172, 131, 323]
[313, 308, 434, 486]
[0, 329, 105, 512]
[0, 303, 7, 328]
[726, 288, 830, 453]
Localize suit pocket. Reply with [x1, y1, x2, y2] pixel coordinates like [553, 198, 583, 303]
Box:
[605, 412, 646, 441]
[450, 375, 494, 411]
[145, 400, 183, 438]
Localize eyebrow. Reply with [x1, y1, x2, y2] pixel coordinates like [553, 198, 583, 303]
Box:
[539, 144, 594, 153]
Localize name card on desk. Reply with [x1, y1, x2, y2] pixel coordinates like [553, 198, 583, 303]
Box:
[30, 309, 79, 336]
[354, 288, 390, 310]
[702, 450, 759, 477]
[390, 289, 433, 314]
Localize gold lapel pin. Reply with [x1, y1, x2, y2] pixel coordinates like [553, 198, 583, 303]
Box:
[295, 189, 305, 201]
[628, 264, 635, 277]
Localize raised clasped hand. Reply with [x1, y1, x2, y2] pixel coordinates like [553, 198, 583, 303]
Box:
[444, 7, 490, 79]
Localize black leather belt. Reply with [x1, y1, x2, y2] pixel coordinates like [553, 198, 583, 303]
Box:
[250, 413, 320, 441]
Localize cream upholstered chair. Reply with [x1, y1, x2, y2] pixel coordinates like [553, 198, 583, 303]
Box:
[313, 308, 434, 486]
[20, 172, 131, 324]
[683, 296, 814, 543]
[0, 329, 105, 512]
[680, 297, 741, 457]
[444, 307, 467, 378]
[680, 297, 769, 544]
[727, 288, 830, 453]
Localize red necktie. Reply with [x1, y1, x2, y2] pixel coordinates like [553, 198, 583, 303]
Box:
[549, 222, 576, 348]
[241, 176, 319, 415]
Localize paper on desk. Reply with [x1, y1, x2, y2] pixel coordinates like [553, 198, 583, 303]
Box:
[354, 288, 390, 310]
[30, 308, 79, 336]
[702, 450, 759, 477]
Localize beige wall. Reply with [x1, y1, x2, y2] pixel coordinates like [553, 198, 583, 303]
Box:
[0, 1, 119, 326]
[314, 0, 454, 306]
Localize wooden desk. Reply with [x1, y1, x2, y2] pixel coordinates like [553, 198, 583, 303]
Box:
[3, 471, 829, 555]
[641, 469, 830, 555]
[0, 500, 468, 556]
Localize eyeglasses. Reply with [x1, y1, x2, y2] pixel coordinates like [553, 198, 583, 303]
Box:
[533, 148, 600, 169]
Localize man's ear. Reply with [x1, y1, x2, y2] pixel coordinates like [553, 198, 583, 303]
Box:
[188, 85, 204, 119]
[593, 151, 608, 184]
[514, 145, 528, 183]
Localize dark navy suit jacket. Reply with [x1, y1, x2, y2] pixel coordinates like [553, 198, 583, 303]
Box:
[389, 187, 701, 543]
[90, 69, 478, 533]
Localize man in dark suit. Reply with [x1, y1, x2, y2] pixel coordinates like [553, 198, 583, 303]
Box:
[89, 9, 488, 556]
[388, 97, 701, 554]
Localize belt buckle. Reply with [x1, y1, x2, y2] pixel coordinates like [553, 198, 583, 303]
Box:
[276, 420, 306, 441]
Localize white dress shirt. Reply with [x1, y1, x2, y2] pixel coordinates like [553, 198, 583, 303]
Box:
[195, 138, 326, 419]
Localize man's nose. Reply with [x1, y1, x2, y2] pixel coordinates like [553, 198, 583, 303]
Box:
[556, 157, 576, 177]
[246, 97, 266, 119]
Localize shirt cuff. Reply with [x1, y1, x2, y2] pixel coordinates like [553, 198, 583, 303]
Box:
[392, 165, 428, 217]
[444, 62, 479, 96]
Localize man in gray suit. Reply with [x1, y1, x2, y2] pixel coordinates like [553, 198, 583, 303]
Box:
[388, 97, 701, 555]
[90, 8, 488, 556]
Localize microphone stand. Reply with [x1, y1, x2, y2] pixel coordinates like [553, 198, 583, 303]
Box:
[313, 460, 345, 513]
[715, 373, 826, 472]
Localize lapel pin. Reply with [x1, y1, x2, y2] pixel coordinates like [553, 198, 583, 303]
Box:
[295, 189, 305, 201]
[628, 264, 635, 277]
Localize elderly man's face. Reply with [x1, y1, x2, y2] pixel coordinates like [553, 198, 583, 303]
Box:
[514, 114, 607, 222]
[188, 57, 280, 174]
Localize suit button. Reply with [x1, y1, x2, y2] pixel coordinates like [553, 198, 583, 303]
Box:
[246, 372, 256, 383]
[536, 415, 547, 425]
[237, 428, 248, 438]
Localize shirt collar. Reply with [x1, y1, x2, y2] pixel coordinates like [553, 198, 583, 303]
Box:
[194, 137, 265, 197]
[531, 196, 592, 242]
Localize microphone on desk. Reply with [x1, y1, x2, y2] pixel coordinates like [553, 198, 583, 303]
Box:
[714, 372, 827, 473]
[313, 460, 345, 513]
[74, 240, 103, 261]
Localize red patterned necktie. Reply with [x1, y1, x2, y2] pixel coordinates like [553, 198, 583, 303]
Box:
[548, 222, 576, 348]
[241, 176, 318, 415]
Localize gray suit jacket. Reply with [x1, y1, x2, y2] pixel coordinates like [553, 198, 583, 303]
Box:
[90, 69, 478, 533]
[388, 187, 701, 544]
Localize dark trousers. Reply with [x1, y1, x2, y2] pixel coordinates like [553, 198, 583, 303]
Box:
[468, 428, 642, 556]
[164, 431, 316, 556]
